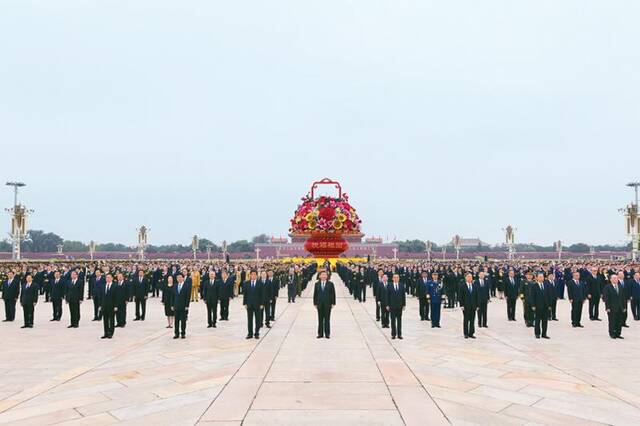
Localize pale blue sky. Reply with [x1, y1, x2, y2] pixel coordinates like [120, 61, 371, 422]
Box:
[2, 1, 639, 246]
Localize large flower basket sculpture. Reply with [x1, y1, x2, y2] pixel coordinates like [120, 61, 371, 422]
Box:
[289, 178, 363, 259]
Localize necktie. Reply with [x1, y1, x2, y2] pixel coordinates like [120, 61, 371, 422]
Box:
[178, 284, 182, 293]
[252, 281, 255, 288]
[395, 284, 398, 292]
[322, 282, 325, 291]
[468, 284, 472, 292]
[107, 283, 110, 292]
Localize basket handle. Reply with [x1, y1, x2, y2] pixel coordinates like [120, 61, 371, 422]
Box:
[311, 178, 342, 199]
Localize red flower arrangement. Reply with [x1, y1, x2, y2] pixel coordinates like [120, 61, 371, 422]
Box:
[289, 193, 362, 235]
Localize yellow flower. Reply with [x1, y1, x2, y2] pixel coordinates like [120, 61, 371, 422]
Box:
[308, 220, 317, 230]
[333, 219, 343, 230]
[337, 213, 347, 222]
[305, 213, 314, 222]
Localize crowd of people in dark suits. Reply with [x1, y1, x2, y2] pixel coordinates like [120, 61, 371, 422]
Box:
[2, 259, 639, 343]
[0, 260, 316, 340]
[337, 260, 640, 341]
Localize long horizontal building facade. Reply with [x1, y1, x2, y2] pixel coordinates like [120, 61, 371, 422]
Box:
[255, 236, 399, 259]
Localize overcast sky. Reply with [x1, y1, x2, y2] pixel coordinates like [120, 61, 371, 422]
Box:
[2, 1, 639, 247]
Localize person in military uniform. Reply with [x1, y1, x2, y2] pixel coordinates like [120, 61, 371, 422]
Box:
[190, 268, 201, 302]
[428, 271, 444, 328]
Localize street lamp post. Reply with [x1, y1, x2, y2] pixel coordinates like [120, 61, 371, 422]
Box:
[442, 246, 446, 260]
[624, 182, 640, 261]
[206, 245, 212, 261]
[392, 248, 398, 261]
[425, 240, 432, 262]
[192, 235, 199, 260]
[137, 226, 148, 260]
[255, 247, 261, 262]
[5, 181, 31, 260]
[555, 240, 562, 260]
[89, 240, 96, 261]
[57, 243, 64, 255]
[453, 235, 462, 260]
[502, 225, 516, 261]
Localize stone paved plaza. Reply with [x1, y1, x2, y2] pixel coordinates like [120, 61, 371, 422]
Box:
[1, 275, 640, 425]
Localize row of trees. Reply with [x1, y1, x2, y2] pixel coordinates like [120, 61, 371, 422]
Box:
[0, 231, 273, 253]
[396, 239, 631, 253]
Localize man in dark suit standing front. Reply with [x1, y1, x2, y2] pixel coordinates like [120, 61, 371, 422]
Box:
[219, 270, 233, 321]
[50, 270, 65, 321]
[203, 271, 219, 328]
[65, 270, 84, 328]
[568, 271, 586, 327]
[505, 269, 519, 321]
[386, 273, 406, 339]
[20, 274, 37, 328]
[172, 273, 191, 339]
[459, 273, 477, 338]
[475, 272, 490, 328]
[101, 274, 117, 339]
[531, 272, 553, 339]
[243, 270, 264, 339]
[313, 270, 336, 339]
[3, 271, 20, 322]
[603, 274, 626, 339]
[133, 269, 149, 321]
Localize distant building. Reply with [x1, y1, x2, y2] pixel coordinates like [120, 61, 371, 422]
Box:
[448, 237, 487, 248]
[255, 234, 398, 258]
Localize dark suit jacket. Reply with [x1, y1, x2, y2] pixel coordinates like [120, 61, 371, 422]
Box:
[586, 274, 600, 297]
[50, 279, 66, 300]
[20, 283, 38, 305]
[133, 277, 149, 299]
[603, 283, 626, 312]
[531, 282, 553, 310]
[505, 276, 520, 299]
[475, 280, 490, 304]
[313, 281, 336, 307]
[202, 279, 220, 304]
[92, 277, 105, 299]
[386, 283, 406, 309]
[173, 282, 192, 311]
[65, 279, 84, 303]
[101, 282, 118, 310]
[568, 280, 586, 302]
[3, 279, 20, 300]
[458, 282, 477, 309]
[243, 280, 265, 308]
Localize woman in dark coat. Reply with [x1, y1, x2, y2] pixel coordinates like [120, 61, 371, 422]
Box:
[162, 275, 175, 328]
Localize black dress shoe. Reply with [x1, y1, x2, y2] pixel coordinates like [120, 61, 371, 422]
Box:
[536, 335, 540, 339]
[181, 335, 185, 339]
[101, 335, 108, 339]
[246, 335, 253, 339]
[622, 324, 629, 328]
[542, 336, 550, 339]
[325, 336, 330, 339]
[464, 336, 468, 339]
[207, 325, 213, 328]
[469, 335, 476, 339]
[398, 336, 403, 340]
[20, 325, 27, 328]
[617, 336, 624, 339]
[254, 335, 259, 339]
[212, 324, 216, 328]
[391, 336, 396, 339]
[50, 319, 56, 321]
[107, 335, 113, 339]
[317, 335, 323, 339]
[67, 325, 74, 328]
[174, 335, 179, 339]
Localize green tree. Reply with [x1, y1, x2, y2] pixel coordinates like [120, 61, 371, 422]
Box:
[228, 240, 253, 252]
[22, 230, 63, 252]
[63, 240, 89, 251]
